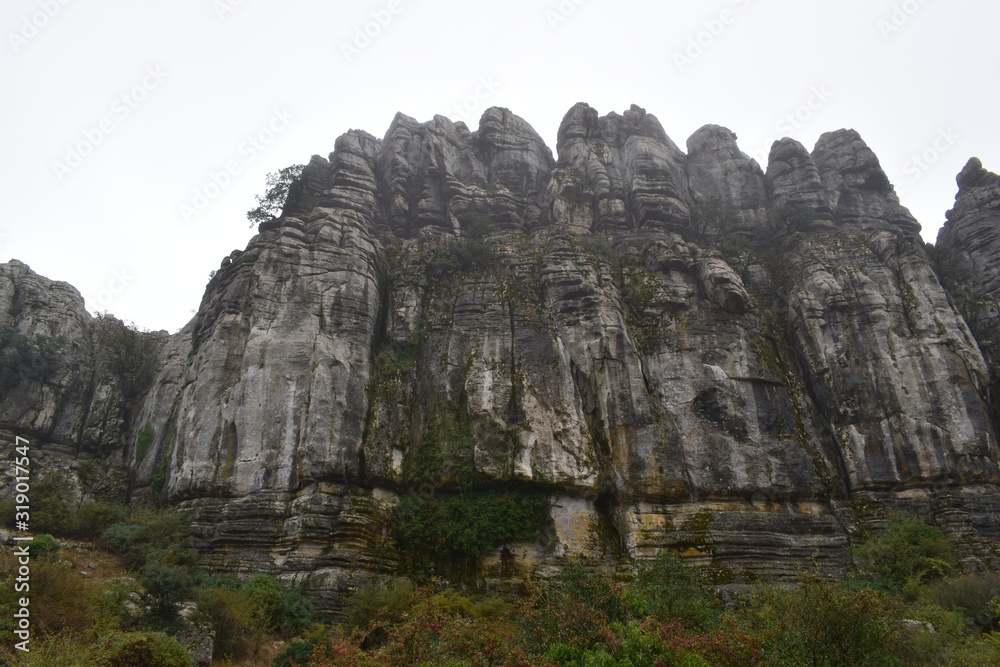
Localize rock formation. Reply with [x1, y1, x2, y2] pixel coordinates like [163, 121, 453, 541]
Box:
[3, 103, 1000, 612]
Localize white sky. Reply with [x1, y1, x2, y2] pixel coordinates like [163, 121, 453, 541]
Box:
[2, 0, 998, 333]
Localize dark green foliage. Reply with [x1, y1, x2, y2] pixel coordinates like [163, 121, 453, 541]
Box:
[0, 323, 59, 397]
[101, 508, 198, 630]
[242, 573, 318, 637]
[690, 198, 739, 240]
[273, 633, 328, 667]
[195, 586, 262, 660]
[396, 488, 549, 577]
[766, 204, 814, 234]
[851, 516, 957, 595]
[628, 550, 722, 630]
[135, 425, 155, 462]
[346, 577, 416, 634]
[927, 573, 1000, 631]
[196, 575, 318, 660]
[96, 631, 197, 667]
[93, 315, 161, 419]
[69, 500, 129, 541]
[28, 533, 60, 559]
[404, 399, 475, 487]
[101, 508, 196, 572]
[426, 234, 497, 279]
[30, 469, 75, 535]
[150, 432, 173, 494]
[739, 575, 904, 667]
[247, 163, 306, 226]
[141, 563, 195, 629]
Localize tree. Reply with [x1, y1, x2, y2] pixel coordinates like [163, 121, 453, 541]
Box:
[93, 314, 161, 419]
[851, 516, 957, 595]
[246, 164, 305, 227]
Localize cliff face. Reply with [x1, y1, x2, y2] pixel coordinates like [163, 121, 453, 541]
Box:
[4, 103, 1000, 611]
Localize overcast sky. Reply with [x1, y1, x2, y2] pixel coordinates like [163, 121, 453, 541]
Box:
[3, 0, 998, 333]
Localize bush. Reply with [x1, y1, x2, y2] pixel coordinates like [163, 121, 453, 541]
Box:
[949, 631, 1000, 666]
[101, 508, 196, 571]
[30, 469, 75, 535]
[28, 555, 96, 635]
[396, 488, 549, 577]
[927, 573, 1000, 631]
[135, 425, 155, 462]
[242, 573, 318, 637]
[0, 632, 94, 666]
[520, 562, 628, 654]
[739, 576, 903, 667]
[247, 163, 305, 226]
[69, 500, 129, 541]
[345, 577, 417, 647]
[852, 516, 957, 596]
[195, 586, 264, 660]
[96, 631, 197, 667]
[0, 323, 59, 398]
[426, 235, 497, 279]
[272, 628, 330, 667]
[627, 551, 721, 630]
[140, 563, 195, 630]
[28, 533, 60, 559]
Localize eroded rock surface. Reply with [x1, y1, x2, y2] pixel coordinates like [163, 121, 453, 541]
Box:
[4, 105, 1000, 611]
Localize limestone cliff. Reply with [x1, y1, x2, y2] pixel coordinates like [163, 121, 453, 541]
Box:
[4, 103, 1000, 612]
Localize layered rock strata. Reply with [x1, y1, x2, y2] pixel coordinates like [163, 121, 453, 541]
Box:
[4, 104, 1000, 611]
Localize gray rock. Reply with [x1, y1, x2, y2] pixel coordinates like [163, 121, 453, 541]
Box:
[4, 104, 1000, 611]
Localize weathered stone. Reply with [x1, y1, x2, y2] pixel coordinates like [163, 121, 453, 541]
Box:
[4, 105, 1000, 612]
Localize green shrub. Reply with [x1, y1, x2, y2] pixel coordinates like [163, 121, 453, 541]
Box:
[0, 324, 59, 398]
[140, 563, 195, 630]
[345, 577, 416, 639]
[927, 573, 1000, 631]
[852, 516, 957, 596]
[426, 235, 497, 279]
[396, 488, 549, 577]
[949, 631, 1000, 666]
[273, 633, 328, 667]
[740, 576, 903, 667]
[0, 632, 94, 666]
[135, 425, 155, 462]
[627, 550, 722, 630]
[30, 469, 75, 535]
[28, 533, 60, 559]
[96, 631, 197, 667]
[69, 500, 129, 541]
[101, 508, 196, 571]
[195, 586, 264, 660]
[241, 573, 318, 637]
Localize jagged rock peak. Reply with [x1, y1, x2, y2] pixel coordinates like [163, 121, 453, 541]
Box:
[812, 129, 919, 233]
[956, 157, 1000, 190]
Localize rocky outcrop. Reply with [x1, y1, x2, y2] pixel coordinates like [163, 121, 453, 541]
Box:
[4, 105, 1000, 612]
[936, 157, 1000, 436]
[0, 260, 128, 458]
